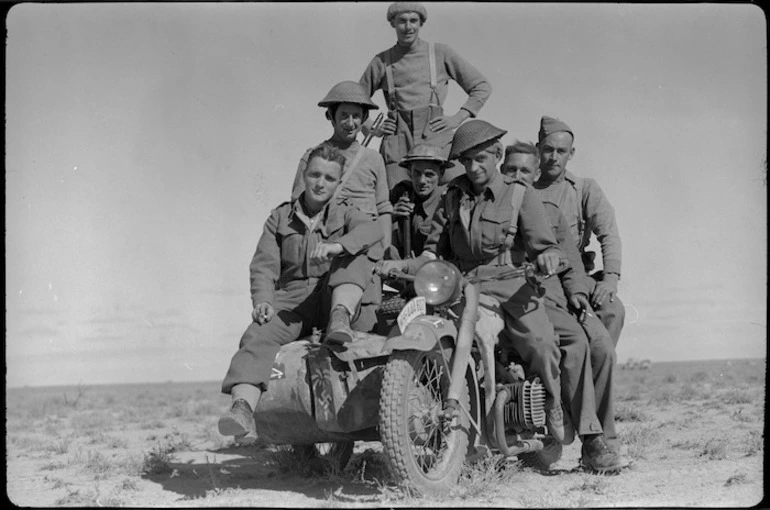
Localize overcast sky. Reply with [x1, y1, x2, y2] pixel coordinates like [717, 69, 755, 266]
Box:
[5, 2, 766, 388]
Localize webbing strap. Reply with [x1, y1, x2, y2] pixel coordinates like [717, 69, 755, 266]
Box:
[428, 41, 437, 90]
[330, 146, 365, 203]
[497, 183, 527, 265]
[384, 49, 396, 112]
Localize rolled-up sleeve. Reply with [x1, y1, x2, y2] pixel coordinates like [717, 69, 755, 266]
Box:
[250, 209, 282, 308]
[374, 156, 394, 215]
[441, 44, 491, 117]
[583, 179, 622, 276]
[337, 206, 385, 255]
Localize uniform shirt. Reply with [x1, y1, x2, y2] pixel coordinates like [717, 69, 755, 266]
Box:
[421, 173, 562, 269]
[540, 201, 590, 306]
[533, 170, 622, 276]
[390, 181, 446, 257]
[291, 140, 393, 218]
[359, 39, 491, 117]
[249, 195, 383, 309]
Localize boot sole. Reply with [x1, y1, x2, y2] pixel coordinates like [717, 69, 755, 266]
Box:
[218, 415, 254, 438]
[579, 457, 630, 473]
[325, 332, 354, 345]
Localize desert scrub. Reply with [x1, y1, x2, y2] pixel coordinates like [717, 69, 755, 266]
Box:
[700, 437, 728, 460]
[614, 404, 651, 422]
[720, 389, 755, 405]
[142, 442, 177, 475]
[572, 475, 610, 495]
[445, 455, 519, 502]
[349, 448, 392, 485]
[70, 410, 115, 432]
[620, 424, 661, 460]
[724, 471, 749, 487]
[744, 430, 763, 457]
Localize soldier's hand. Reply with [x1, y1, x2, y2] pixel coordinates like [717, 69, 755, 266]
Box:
[535, 251, 561, 277]
[374, 118, 397, 137]
[591, 273, 619, 309]
[429, 112, 463, 133]
[569, 294, 591, 322]
[252, 302, 275, 325]
[392, 197, 414, 218]
[376, 259, 408, 277]
[310, 242, 344, 264]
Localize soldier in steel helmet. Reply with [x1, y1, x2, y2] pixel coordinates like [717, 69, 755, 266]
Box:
[359, 2, 492, 190]
[389, 143, 451, 259]
[290, 81, 393, 343]
[219, 145, 384, 443]
[532, 116, 626, 347]
[378, 119, 571, 445]
[501, 140, 629, 472]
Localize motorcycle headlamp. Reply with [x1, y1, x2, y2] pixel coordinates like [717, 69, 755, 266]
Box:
[414, 260, 463, 306]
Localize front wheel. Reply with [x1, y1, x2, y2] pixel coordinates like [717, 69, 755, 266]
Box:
[379, 350, 471, 494]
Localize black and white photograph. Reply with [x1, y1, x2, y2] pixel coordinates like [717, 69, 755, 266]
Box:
[5, 2, 766, 507]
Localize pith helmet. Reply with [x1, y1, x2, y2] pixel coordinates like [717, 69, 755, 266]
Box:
[538, 115, 574, 141]
[318, 81, 379, 110]
[398, 144, 451, 169]
[387, 2, 427, 23]
[449, 120, 507, 160]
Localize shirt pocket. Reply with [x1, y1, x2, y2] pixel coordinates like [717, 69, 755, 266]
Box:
[323, 215, 346, 242]
[277, 223, 304, 265]
[480, 207, 510, 248]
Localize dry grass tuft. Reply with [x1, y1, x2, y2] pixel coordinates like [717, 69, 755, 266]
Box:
[620, 425, 661, 460]
[724, 472, 749, 487]
[700, 437, 728, 460]
[614, 404, 651, 422]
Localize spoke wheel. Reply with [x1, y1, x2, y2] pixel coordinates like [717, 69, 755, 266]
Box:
[379, 350, 470, 494]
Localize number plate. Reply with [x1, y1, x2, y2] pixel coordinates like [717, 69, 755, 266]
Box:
[397, 296, 426, 332]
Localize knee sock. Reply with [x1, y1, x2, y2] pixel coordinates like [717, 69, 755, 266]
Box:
[231, 383, 262, 411]
[331, 283, 364, 318]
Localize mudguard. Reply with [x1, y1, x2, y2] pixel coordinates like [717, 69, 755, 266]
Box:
[384, 315, 458, 352]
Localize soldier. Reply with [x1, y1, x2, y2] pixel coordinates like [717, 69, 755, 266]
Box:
[379, 120, 570, 444]
[359, 1, 492, 189]
[389, 144, 450, 259]
[502, 141, 628, 472]
[291, 81, 393, 341]
[533, 116, 626, 347]
[220, 145, 384, 443]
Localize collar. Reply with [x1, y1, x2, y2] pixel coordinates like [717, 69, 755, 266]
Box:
[290, 193, 333, 223]
[392, 38, 426, 56]
[535, 169, 575, 189]
[450, 172, 505, 200]
[415, 185, 445, 214]
[324, 138, 361, 153]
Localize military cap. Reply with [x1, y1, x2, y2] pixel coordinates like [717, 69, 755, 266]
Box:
[449, 120, 507, 160]
[538, 115, 574, 141]
[387, 2, 427, 23]
[318, 81, 379, 110]
[398, 143, 451, 169]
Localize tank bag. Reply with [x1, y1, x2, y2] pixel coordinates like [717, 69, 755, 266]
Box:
[497, 183, 527, 266]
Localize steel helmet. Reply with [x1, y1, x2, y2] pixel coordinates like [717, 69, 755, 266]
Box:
[398, 144, 451, 169]
[318, 81, 379, 110]
[449, 120, 507, 160]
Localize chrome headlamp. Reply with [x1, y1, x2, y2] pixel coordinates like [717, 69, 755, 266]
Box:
[414, 260, 463, 306]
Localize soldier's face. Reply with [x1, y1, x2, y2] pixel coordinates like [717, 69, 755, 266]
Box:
[391, 12, 422, 46]
[501, 153, 540, 185]
[330, 103, 365, 144]
[304, 157, 342, 208]
[410, 161, 442, 198]
[538, 131, 574, 180]
[459, 146, 500, 192]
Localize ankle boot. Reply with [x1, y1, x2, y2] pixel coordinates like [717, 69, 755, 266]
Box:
[326, 305, 355, 345]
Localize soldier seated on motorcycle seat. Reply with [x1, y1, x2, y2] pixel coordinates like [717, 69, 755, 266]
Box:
[378, 119, 571, 445]
[502, 141, 629, 472]
[389, 143, 450, 259]
[218, 144, 385, 444]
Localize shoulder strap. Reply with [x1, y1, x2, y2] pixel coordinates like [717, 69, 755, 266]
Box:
[428, 41, 437, 90]
[384, 49, 397, 112]
[572, 176, 586, 246]
[498, 182, 527, 265]
[331, 146, 365, 202]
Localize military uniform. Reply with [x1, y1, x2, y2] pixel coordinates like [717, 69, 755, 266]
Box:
[539, 201, 617, 440]
[533, 170, 626, 346]
[405, 172, 565, 407]
[291, 139, 393, 333]
[221, 195, 383, 394]
[359, 39, 491, 188]
[389, 180, 446, 258]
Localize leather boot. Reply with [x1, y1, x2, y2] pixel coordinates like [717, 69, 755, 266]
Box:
[326, 305, 355, 345]
[580, 434, 630, 473]
[546, 404, 566, 445]
[218, 399, 257, 444]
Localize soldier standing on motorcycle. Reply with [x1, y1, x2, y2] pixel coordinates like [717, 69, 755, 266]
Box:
[532, 116, 626, 347]
[379, 119, 571, 444]
[502, 141, 629, 472]
[389, 144, 450, 259]
[359, 2, 492, 189]
[219, 144, 384, 443]
[291, 81, 393, 343]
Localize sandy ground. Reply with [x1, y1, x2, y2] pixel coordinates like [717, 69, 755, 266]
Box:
[6, 358, 765, 507]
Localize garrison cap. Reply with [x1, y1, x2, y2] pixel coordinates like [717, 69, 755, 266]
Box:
[398, 144, 451, 169]
[449, 120, 507, 160]
[538, 115, 574, 141]
[387, 2, 427, 23]
[318, 81, 379, 110]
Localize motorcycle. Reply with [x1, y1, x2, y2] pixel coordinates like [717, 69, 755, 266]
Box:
[251, 260, 564, 493]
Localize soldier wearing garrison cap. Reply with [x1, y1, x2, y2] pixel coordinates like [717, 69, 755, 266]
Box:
[502, 141, 629, 472]
[359, 2, 492, 190]
[532, 116, 626, 348]
[379, 119, 572, 445]
[290, 81, 393, 342]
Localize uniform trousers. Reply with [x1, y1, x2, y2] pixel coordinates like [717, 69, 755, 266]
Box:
[543, 295, 616, 438]
[587, 274, 626, 347]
